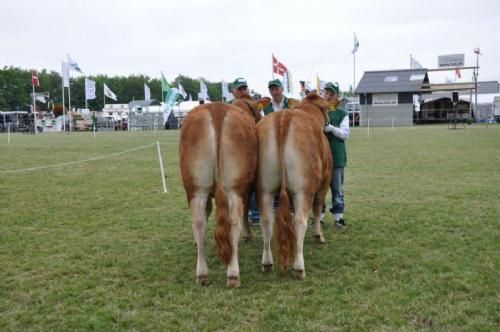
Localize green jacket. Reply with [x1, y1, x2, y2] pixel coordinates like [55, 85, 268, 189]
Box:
[263, 96, 289, 115]
[325, 108, 348, 168]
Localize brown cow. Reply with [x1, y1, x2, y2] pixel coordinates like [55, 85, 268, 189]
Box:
[179, 96, 270, 287]
[256, 94, 332, 278]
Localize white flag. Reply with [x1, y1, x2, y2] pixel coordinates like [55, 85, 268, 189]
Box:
[31, 92, 47, 103]
[85, 78, 96, 100]
[61, 62, 70, 87]
[103, 83, 117, 101]
[410, 55, 423, 69]
[67, 55, 82, 73]
[144, 83, 151, 101]
[178, 83, 187, 99]
[199, 79, 208, 100]
[351, 33, 359, 54]
[221, 80, 229, 98]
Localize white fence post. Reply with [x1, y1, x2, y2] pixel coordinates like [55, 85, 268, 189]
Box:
[156, 141, 168, 193]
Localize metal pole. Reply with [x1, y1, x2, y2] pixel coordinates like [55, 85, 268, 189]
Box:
[366, 94, 370, 137]
[272, 53, 275, 80]
[7, 123, 10, 143]
[469, 88, 473, 120]
[68, 76, 72, 133]
[156, 141, 168, 193]
[62, 61, 66, 132]
[474, 52, 478, 123]
[32, 83, 37, 135]
[354, 50, 356, 91]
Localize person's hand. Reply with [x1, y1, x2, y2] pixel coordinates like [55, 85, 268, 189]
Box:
[324, 124, 335, 133]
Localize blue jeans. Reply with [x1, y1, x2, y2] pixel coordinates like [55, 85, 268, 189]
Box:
[249, 192, 259, 221]
[330, 167, 345, 214]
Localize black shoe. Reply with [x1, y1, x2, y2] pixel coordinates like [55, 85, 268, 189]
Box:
[335, 218, 346, 229]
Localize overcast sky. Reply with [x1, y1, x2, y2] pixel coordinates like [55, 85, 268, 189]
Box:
[1, 0, 499, 96]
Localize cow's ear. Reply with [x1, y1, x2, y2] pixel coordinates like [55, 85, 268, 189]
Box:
[288, 98, 300, 109]
[257, 97, 271, 110]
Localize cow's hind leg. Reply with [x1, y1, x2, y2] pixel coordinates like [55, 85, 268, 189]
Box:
[292, 193, 311, 279]
[258, 191, 275, 273]
[191, 192, 210, 286]
[312, 190, 327, 244]
[226, 192, 243, 288]
[194, 196, 213, 247]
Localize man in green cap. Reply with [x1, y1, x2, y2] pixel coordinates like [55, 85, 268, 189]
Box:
[232, 77, 249, 99]
[263, 79, 289, 115]
[323, 82, 350, 228]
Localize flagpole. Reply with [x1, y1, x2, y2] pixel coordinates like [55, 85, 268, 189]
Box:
[353, 50, 356, 91]
[68, 74, 72, 133]
[272, 53, 275, 79]
[61, 61, 66, 132]
[353, 33, 357, 91]
[32, 78, 37, 135]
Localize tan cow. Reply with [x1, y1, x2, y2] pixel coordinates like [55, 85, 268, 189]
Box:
[179, 95, 270, 287]
[256, 94, 332, 278]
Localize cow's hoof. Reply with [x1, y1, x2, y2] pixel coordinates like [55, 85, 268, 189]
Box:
[293, 269, 306, 280]
[261, 264, 274, 273]
[226, 276, 241, 288]
[196, 275, 210, 286]
[313, 234, 326, 244]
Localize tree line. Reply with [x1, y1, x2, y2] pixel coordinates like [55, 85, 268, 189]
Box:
[0, 67, 226, 112]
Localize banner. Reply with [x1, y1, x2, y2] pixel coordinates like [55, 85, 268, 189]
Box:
[144, 83, 151, 101]
[199, 80, 208, 100]
[163, 88, 179, 125]
[61, 62, 70, 87]
[85, 78, 96, 100]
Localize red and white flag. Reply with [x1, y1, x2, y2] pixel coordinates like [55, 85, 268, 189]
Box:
[272, 54, 288, 76]
[32, 70, 40, 87]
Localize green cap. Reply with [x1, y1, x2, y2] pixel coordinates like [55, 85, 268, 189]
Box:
[268, 79, 283, 88]
[232, 77, 248, 89]
[324, 82, 339, 94]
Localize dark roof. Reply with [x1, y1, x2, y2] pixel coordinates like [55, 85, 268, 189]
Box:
[128, 99, 161, 108]
[355, 69, 428, 94]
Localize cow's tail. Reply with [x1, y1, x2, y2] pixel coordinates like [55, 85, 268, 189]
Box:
[212, 107, 232, 265]
[274, 111, 296, 270]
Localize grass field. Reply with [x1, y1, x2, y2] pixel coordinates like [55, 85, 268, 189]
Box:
[0, 125, 499, 331]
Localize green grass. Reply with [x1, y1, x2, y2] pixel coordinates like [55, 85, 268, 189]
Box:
[0, 125, 499, 331]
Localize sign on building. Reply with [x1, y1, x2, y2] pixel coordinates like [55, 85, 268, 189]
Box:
[438, 54, 465, 68]
[372, 93, 398, 106]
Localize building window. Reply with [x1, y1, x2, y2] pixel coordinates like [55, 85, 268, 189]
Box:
[384, 76, 398, 82]
[409, 74, 425, 81]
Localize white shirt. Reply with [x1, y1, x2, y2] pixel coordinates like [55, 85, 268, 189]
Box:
[331, 115, 350, 141]
[271, 96, 285, 112]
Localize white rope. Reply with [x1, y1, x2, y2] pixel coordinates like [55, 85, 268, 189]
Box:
[0, 142, 156, 174]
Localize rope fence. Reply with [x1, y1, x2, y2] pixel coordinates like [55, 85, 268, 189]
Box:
[0, 141, 169, 193]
